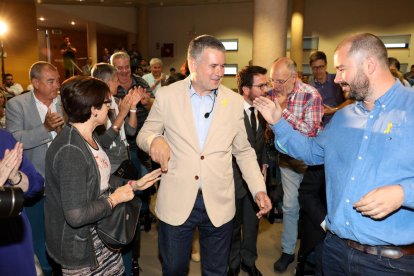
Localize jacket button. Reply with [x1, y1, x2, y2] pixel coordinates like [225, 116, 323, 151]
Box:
[195, 175, 199, 180]
[200, 155, 204, 160]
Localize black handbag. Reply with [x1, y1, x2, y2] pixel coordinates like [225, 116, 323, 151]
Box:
[113, 159, 139, 180]
[96, 191, 142, 250]
[112, 145, 139, 180]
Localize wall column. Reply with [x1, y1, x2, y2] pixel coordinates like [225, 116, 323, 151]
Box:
[252, 0, 289, 70]
[290, 0, 305, 75]
[86, 22, 97, 64]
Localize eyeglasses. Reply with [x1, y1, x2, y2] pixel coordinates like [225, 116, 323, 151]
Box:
[311, 64, 326, 71]
[251, 83, 270, 90]
[103, 99, 112, 107]
[270, 75, 293, 86]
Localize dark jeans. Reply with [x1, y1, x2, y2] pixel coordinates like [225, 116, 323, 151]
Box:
[228, 194, 259, 270]
[158, 191, 233, 276]
[323, 232, 414, 275]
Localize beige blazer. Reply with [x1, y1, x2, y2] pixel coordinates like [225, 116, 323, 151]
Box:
[137, 77, 266, 227]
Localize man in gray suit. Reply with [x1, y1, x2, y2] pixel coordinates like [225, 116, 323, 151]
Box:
[228, 66, 269, 276]
[6, 61, 64, 275]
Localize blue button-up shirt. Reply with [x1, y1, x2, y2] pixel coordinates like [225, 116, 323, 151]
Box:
[272, 81, 414, 246]
[189, 86, 215, 150]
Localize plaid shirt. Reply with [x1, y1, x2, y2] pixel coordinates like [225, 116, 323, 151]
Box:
[282, 79, 323, 137]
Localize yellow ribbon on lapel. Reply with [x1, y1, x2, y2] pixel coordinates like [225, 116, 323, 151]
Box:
[220, 99, 229, 107]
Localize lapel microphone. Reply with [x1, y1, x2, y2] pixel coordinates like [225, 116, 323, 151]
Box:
[204, 89, 218, 119]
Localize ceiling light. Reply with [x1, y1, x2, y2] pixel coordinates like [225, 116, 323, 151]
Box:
[39, 17, 45, 21]
[384, 43, 408, 49]
[71, 21, 76, 25]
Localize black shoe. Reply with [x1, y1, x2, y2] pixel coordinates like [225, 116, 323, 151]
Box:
[227, 267, 240, 276]
[132, 260, 142, 276]
[241, 263, 262, 276]
[274, 253, 295, 273]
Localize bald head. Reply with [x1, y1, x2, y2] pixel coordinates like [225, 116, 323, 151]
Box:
[270, 57, 298, 95]
[336, 33, 389, 69]
[272, 57, 297, 75]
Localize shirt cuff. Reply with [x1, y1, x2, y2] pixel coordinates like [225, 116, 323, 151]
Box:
[320, 220, 327, 232]
[400, 183, 414, 208]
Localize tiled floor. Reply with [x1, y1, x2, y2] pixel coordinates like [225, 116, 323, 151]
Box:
[140, 217, 298, 275]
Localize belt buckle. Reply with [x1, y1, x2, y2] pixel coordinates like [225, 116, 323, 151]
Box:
[380, 247, 403, 259]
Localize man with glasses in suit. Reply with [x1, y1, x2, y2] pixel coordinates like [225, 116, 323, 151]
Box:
[228, 65, 269, 276]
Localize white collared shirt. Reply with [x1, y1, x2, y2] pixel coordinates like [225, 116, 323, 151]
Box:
[33, 92, 58, 144]
[244, 101, 258, 130]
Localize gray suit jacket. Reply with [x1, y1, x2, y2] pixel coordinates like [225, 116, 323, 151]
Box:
[6, 92, 63, 177]
[233, 110, 266, 199]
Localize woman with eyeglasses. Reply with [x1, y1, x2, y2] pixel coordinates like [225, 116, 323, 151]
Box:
[44, 76, 161, 275]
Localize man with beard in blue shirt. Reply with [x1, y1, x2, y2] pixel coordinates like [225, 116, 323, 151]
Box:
[254, 33, 414, 275]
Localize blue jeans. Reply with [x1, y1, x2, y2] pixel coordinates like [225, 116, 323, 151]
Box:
[158, 192, 233, 276]
[280, 166, 304, 255]
[323, 232, 414, 275]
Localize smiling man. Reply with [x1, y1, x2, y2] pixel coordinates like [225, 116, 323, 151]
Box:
[137, 35, 271, 275]
[254, 33, 414, 275]
[269, 57, 323, 273]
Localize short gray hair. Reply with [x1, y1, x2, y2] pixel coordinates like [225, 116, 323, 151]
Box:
[29, 61, 57, 80]
[274, 57, 297, 74]
[187, 34, 225, 61]
[91, 63, 117, 82]
[149, 58, 163, 66]
[110, 51, 130, 65]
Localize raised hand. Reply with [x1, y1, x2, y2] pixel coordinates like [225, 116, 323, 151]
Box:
[129, 168, 162, 191]
[0, 142, 23, 186]
[129, 86, 145, 106]
[118, 94, 132, 118]
[253, 96, 283, 125]
[44, 108, 64, 132]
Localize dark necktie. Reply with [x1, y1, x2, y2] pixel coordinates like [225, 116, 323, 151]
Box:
[249, 106, 257, 138]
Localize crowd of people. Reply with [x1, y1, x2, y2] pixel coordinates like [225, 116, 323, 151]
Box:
[0, 32, 413, 276]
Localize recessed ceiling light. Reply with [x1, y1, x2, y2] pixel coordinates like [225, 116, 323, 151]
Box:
[71, 21, 76, 25]
[39, 17, 45, 21]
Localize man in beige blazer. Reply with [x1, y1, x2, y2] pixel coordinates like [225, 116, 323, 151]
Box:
[137, 35, 271, 275]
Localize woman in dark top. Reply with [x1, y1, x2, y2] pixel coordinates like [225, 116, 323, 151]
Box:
[0, 129, 44, 276]
[44, 76, 161, 275]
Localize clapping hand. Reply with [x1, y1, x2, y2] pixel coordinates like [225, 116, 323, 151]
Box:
[0, 142, 23, 186]
[128, 86, 145, 107]
[44, 108, 64, 133]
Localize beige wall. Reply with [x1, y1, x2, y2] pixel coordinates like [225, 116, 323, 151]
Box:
[148, 2, 254, 88]
[0, 1, 38, 89]
[2, 0, 414, 89]
[303, 0, 414, 73]
[148, 0, 414, 89]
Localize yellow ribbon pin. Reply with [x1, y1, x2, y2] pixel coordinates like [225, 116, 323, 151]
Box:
[384, 122, 393, 134]
[221, 99, 229, 107]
